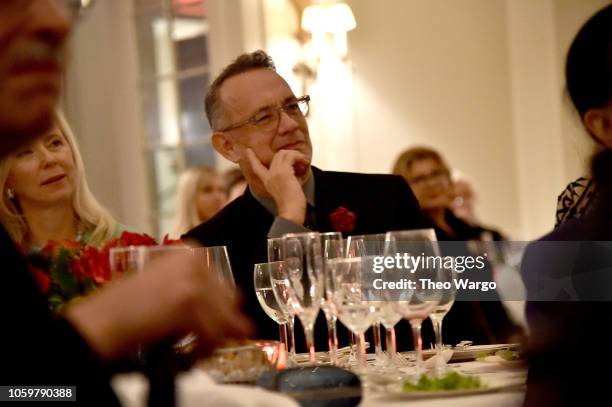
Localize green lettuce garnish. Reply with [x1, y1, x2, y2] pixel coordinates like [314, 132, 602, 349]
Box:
[402, 372, 483, 392]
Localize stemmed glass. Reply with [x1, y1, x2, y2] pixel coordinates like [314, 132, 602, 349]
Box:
[376, 290, 405, 368]
[267, 237, 296, 365]
[254, 262, 290, 348]
[429, 261, 456, 376]
[320, 232, 343, 365]
[192, 246, 235, 289]
[282, 232, 324, 365]
[109, 246, 146, 278]
[385, 229, 443, 377]
[346, 234, 388, 366]
[327, 256, 375, 373]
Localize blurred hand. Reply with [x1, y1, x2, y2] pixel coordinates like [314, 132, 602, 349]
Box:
[65, 248, 253, 362]
[245, 148, 310, 225]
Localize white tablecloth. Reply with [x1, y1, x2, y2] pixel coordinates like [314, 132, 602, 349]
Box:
[112, 370, 299, 407]
[112, 360, 525, 407]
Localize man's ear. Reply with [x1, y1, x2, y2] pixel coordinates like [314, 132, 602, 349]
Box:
[212, 132, 240, 162]
[584, 107, 612, 147]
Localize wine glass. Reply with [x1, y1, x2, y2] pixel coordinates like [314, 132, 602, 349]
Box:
[327, 256, 375, 373]
[375, 280, 405, 369]
[267, 237, 296, 365]
[320, 232, 343, 365]
[282, 232, 324, 365]
[429, 261, 456, 376]
[191, 246, 235, 290]
[254, 262, 290, 347]
[109, 246, 146, 278]
[346, 233, 388, 366]
[346, 233, 386, 258]
[385, 229, 443, 377]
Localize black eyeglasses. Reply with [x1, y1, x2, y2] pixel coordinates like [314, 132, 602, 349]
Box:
[217, 95, 310, 133]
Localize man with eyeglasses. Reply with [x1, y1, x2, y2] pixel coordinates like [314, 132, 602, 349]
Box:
[0, 1, 251, 402]
[184, 50, 429, 345]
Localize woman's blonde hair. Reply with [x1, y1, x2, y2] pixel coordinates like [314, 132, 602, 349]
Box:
[0, 110, 117, 247]
[172, 166, 220, 237]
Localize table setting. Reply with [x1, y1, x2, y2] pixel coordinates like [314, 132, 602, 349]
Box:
[112, 229, 527, 406]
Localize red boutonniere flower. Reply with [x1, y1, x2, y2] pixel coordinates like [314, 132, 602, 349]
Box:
[329, 206, 356, 233]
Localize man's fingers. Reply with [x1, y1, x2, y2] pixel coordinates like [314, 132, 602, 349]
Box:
[245, 148, 269, 180]
[276, 149, 310, 169]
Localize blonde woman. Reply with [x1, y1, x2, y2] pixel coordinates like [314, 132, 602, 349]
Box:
[0, 111, 119, 250]
[172, 166, 227, 237]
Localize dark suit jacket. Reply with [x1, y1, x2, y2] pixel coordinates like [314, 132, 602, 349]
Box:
[184, 167, 430, 349]
[0, 226, 120, 406]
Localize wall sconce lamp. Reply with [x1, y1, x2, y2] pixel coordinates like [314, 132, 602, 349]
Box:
[290, 1, 356, 95]
[301, 2, 356, 57]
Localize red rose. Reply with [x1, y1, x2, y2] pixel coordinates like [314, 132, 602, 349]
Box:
[118, 231, 157, 247]
[73, 246, 111, 284]
[30, 267, 51, 295]
[329, 206, 356, 233]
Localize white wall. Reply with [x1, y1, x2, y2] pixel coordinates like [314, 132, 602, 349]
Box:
[348, 0, 522, 237]
[65, 0, 151, 234]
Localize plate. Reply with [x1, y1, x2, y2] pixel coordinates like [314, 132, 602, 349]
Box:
[481, 355, 527, 368]
[384, 381, 526, 400]
[402, 343, 521, 363]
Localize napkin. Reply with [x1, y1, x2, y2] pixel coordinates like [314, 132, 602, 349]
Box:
[423, 348, 454, 369]
[112, 370, 299, 407]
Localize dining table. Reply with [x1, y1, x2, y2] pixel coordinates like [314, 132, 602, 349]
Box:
[112, 345, 527, 407]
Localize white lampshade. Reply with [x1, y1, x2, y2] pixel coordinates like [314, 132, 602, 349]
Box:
[327, 3, 356, 32]
[301, 2, 357, 33]
[301, 5, 327, 33]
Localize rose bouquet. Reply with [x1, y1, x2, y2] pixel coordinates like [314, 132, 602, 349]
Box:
[27, 231, 177, 313]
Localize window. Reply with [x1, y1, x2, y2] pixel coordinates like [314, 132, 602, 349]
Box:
[133, 0, 215, 236]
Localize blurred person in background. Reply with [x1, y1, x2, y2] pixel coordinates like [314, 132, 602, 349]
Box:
[393, 146, 504, 241]
[224, 167, 247, 202]
[451, 171, 478, 225]
[393, 146, 519, 345]
[172, 165, 227, 237]
[0, 111, 123, 250]
[0, 1, 251, 403]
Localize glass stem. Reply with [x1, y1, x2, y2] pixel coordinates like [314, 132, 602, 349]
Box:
[304, 322, 316, 365]
[432, 316, 445, 372]
[279, 322, 288, 352]
[357, 332, 367, 372]
[325, 313, 338, 366]
[410, 319, 424, 375]
[348, 331, 357, 367]
[288, 317, 296, 358]
[373, 322, 383, 361]
[385, 326, 397, 354]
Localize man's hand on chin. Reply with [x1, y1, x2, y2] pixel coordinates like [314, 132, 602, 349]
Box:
[246, 148, 310, 225]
